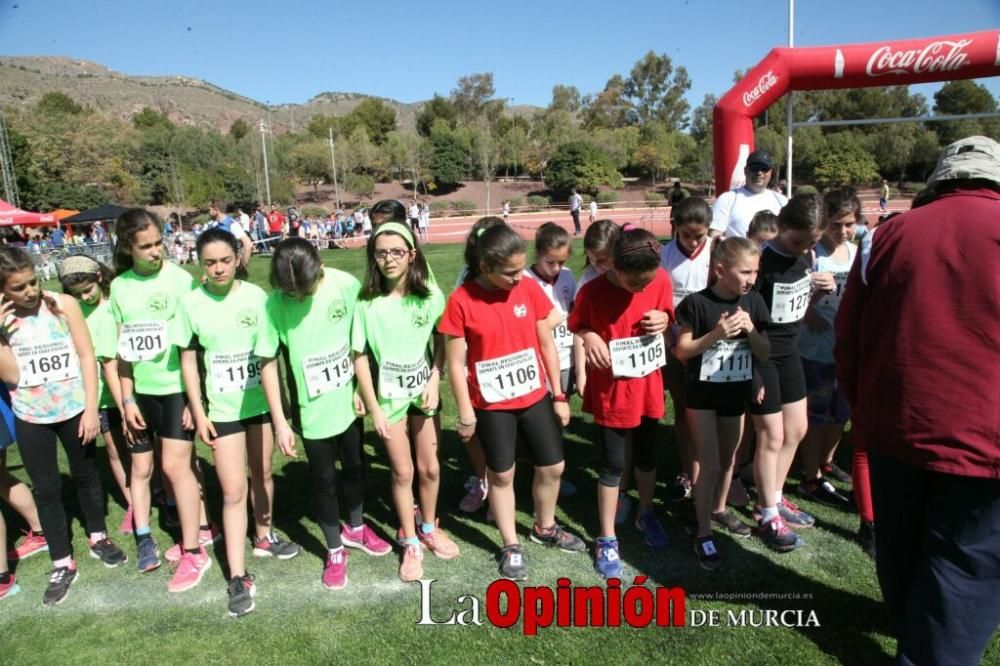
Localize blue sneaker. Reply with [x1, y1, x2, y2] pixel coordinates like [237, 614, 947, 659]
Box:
[614, 492, 632, 526]
[137, 536, 161, 573]
[779, 498, 815, 528]
[635, 507, 670, 549]
[594, 538, 622, 579]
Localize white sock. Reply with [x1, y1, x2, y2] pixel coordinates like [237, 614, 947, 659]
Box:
[775, 490, 783, 505]
[89, 531, 106, 544]
[53, 556, 73, 569]
[328, 546, 344, 556]
[761, 506, 780, 524]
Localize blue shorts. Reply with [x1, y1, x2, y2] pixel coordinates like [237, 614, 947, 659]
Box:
[803, 358, 850, 426]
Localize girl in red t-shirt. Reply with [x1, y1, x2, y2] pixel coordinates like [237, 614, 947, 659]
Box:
[569, 228, 673, 578]
[440, 224, 585, 581]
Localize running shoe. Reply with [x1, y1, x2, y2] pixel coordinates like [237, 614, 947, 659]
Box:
[529, 523, 586, 553]
[666, 474, 692, 502]
[341, 523, 392, 556]
[227, 574, 256, 618]
[858, 520, 876, 559]
[779, 497, 816, 528]
[726, 477, 751, 507]
[614, 492, 632, 525]
[821, 462, 853, 485]
[459, 476, 487, 513]
[757, 515, 800, 553]
[399, 543, 424, 582]
[322, 548, 348, 590]
[136, 536, 161, 573]
[89, 536, 129, 568]
[711, 509, 752, 537]
[252, 532, 302, 560]
[8, 529, 48, 562]
[0, 573, 19, 601]
[797, 478, 851, 509]
[559, 479, 578, 497]
[417, 522, 461, 560]
[594, 538, 622, 579]
[118, 505, 134, 535]
[42, 563, 78, 606]
[168, 547, 212, 593]
[165, 524, 222, 562]
[694, 535, 723, 572]
[635, 507, 670, 549]
[498, 544, 527, 581]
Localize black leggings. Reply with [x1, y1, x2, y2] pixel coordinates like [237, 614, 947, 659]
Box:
[301, 419, 366, 549]
[15, 413, 107, 561]
[475, 395, 564, 474]
[598, 417, 659, 487]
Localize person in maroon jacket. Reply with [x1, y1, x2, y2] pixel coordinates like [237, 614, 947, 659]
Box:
[835, 135, 1000, 666]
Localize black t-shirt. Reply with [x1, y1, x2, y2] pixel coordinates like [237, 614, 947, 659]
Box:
[754, 243, 812, 357]
[676, 288, 769, 386]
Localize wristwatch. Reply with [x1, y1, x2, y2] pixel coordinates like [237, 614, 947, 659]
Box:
[552, 393, 568, 403]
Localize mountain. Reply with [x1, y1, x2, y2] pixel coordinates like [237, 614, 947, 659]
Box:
[0, 56, 541, 134]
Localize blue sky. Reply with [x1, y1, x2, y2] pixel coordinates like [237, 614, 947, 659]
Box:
[0, 0, 997, 111]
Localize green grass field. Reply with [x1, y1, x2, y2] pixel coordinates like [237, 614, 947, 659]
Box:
[3, 241, 997, 665]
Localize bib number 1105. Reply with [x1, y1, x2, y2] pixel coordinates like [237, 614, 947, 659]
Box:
[609, 335, 666, 378]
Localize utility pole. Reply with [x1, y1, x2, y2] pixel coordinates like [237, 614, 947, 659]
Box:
[785, 0, 795, 194]
[328, 127, 341, 209]
[0, 110, 19, 207]
[259, 119, 272, 207]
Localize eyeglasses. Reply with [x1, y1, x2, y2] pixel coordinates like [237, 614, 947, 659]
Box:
[374, 248, 411, 262]
[747, 165, 771, 174]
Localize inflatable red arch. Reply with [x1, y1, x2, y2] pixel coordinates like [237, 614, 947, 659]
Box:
[713, 29, 1000, 194]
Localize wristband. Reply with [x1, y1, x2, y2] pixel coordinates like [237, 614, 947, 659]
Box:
[456, 417, 477, 428]
[552, 393, 568, 403]
[123, 397, 137, 406]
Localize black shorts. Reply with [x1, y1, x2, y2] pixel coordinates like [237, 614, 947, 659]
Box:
[211, 412, 272, 439]
[136, 392, 193, 445]
[749, 353, 807, 416]
[406, 399, 439, 418]
[99, 408, 123, 434]
[410, 218, 420, 231]
[475, 395, 564, 473]
[685, 379, 752, 417]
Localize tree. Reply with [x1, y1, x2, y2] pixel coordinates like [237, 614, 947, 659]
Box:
[416, 94, 457, 137]
[428, 122, 467, 188]
[132, 107, 174, 131]
[581, 75, 630, 130]
[36, 91, 86, 116]
[341, 98, 397, 146]
[932, 80, 1000, 145]
[546, 141, 622, 194]
[549, 85, 581, 114]
[690, 94, 717, 143]
[384, 131, 428, 193]
[499, 124, 529, 178]
[451, 73, 497, 124]
[624, 51, 692, 130]
[632, 124, 680, 186]
[229, 118, 250, 141]
[812, 132, 880, 189]
[470, 121, 501, 213]
[306, 114, 340, 140]
[286, 139, 330, 193]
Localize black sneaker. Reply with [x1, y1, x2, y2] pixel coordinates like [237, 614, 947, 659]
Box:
[227, 574, 256, 618]
[42, 564, 79, 606]
[498, 545, 527, 581]
[694, 536, 722, 572]
[757, 515, 800, 553]
[797, 478, 851, 509]
[821, 462, 853, 485]
[89, 537, 128, 568]
[666, 474, 692, 502]
[711, 509, 752, 537]
[857, 521, 876, 559]
[529, 523, 586, 553]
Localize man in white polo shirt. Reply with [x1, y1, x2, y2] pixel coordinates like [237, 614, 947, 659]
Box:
[709, 150, 788, 239]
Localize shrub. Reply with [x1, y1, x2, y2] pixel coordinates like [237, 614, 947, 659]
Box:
[595, 191, 619, 206]
[507, 196, 523, 208]
[300, 205, 328, 218]
[644, 191, 666, 207]
[450, 200, 476, 215]
[345, 173, 375, 199]
[527, 195, 550, 211]
[429, 201, 449, 215]
[796, 185, 819, 195]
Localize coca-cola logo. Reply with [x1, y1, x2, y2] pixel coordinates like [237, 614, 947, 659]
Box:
[742, 71, 778, 108]
[866, 39, 972, 77]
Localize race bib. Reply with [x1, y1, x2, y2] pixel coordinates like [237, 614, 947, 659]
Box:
[609, 334, 666, 379]
[208, 350, 261, 394]
[16, 339, 80, 388]
[302, 344, 354, 398]
[699, 339, 752, 383]
[816, 271, 849, 309]
[553, 315, 574, 349]
[771, 276, 811, 324]
[119, 321, 168, 362]
[672, 287, 693, 310]
[379, 357, 431, 400]
[475, 348, 541, 404]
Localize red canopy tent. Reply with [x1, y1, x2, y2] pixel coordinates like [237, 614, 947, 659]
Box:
[0, 199, 58, 227]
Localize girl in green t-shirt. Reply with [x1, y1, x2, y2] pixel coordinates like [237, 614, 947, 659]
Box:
[260, 238, 391, 593]
[353, 222, 459, 583]
[58, 256, 133, 536]
[176, 228, 301, 618]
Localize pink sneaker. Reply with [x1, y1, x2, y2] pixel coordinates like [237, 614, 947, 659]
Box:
[398, 543, 424, 582]
[340, 523, 391, 557]
[417, 521, 461, 560]
[168, 547, 212, 593]
[322, 548, 348, 590]
[8, 530, 48, 563]
[459, 476, 487, 513]
[165, 524, 221, 563]
[0, 573, 19, 601]
[118, 506, 134, 535]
